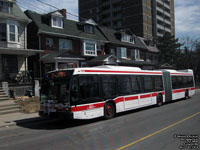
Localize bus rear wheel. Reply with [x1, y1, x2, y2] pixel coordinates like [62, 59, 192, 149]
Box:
[104, 102, 115, 119]
[156, 94, 163, 107]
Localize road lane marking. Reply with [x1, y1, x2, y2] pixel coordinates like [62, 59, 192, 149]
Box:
[117, 112, 200, 150]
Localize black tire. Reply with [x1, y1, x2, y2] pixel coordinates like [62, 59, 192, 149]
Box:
[184, 89, 189, 100]
[104, 102, 115, 119]
[156, 94, 163, 107]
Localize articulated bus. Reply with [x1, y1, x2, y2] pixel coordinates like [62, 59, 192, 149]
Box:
[39, 66, 195, 119]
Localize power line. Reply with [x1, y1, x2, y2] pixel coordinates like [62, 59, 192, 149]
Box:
[35, 0, 85, 20]
[19, 0, 49, 13]
[17, 0, 47, 14]
[36, 0, 58, 10]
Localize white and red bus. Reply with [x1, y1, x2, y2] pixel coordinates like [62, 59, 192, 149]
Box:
[39, 66, 195, 119]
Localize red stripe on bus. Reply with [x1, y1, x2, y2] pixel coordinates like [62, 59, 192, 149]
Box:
[161, 91, 165, 95]
[125, 96, 138, 101]
[84, 70, 162, 75]
[190, 87, 195, 90]
[171, 73, 193, 76]
[115, 97, 124, 103]
[152, 93, 157, 97]
[71, 103, 104, 112]
[140, 94, 152, 99]
[172, 89, 185, 94]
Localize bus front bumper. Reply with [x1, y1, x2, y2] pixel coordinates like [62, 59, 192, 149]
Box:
[39, 111, 73, 119]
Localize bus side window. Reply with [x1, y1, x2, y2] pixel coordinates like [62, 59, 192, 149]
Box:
[131, 76, 141, 94]
[172, 76, 177, 89]
[177, 76, 183, 88]
[188, 76, 194, 87]
[79, 75, 100, 103]
[101, 75, 117, 99]
[154, 76, 163, 91]
[117, 75, 131, 96]
[183, 76, 188, 88]
[143, 75, 154, 93]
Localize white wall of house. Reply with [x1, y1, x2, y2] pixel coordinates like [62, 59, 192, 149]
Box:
[18, 55, 27, 72]
[0, 55, 2, 80]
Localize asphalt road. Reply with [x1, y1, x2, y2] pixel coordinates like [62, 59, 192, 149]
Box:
[0, 91, 200, 150]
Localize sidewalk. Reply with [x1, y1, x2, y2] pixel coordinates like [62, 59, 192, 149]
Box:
[0, 112, 46, 128]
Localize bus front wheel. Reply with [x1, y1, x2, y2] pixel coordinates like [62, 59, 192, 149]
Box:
[104, 102, 115, 119]
[156, 94, 163, 107]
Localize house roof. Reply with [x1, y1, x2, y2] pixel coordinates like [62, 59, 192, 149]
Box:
[40, 51, 84, 62]
[119, 59, 156, 66]
[25, 10, 108, 43]
[89, 54, 113, 62]
[138, 37, 159, 53]
[0, 2, 30, 23]
[98, 26, 147, 50]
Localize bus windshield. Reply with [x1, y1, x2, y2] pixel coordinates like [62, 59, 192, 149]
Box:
[41, 70, 73, 103]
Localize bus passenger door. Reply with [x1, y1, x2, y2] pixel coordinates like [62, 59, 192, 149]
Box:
[124, 76, 140, 109]
[139, 76, 153, 106]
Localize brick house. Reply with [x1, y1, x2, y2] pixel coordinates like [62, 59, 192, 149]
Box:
[92, 27, 159, 69]
[25, 10, 109, 78]
[0, 0, 42, 84]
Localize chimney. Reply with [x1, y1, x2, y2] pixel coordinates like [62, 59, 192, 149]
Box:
[60, 9, 67, 19]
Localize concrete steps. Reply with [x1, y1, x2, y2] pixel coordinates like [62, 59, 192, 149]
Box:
[0, 87, 9, 101]
[0, 100, 21, 115]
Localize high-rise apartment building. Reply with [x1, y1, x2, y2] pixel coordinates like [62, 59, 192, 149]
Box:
[152, 0, 175, 38]
[79, 0, 175, 40]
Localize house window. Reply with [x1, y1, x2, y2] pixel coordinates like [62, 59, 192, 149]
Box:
[9, 24, 19, 42]
[59, 39, 72, 51]
[121, 34, 135, 44]
[46, 38, 53, 47]
[9, 25, 15, 41]
[84, 25, 95, 34]
[17, 26, 20, 42]
[145, 24, 148, 31]
[84, 41, 97, 56]
[0, 1, 9, 13]
[117, 47, 127, 58]
[144, 6, 148, 13]
[0, 23, 6, 41]
[51, 16, 63, 28]
[135, 49, 140, 60]
[97, 44, 102, 51]
[145, 16, 148, 22]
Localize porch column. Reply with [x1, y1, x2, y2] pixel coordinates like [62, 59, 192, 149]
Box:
[76, 61, 79, 67]
[55, 61, 58, 70]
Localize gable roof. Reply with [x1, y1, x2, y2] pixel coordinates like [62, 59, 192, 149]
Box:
[98, 26, 147, 50]
[0, 1, 30, 23]
[138, 37, 159, 53]
[25, 10, 108, 43]
[40, 51, 84, 61]
[89, 54, 116, 62]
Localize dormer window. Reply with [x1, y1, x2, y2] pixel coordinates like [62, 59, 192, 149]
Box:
[121, 34, 135, 44]
[84, 24, 95, 34]
[51, 16, 63, 28]
[0, 1, 9, 13]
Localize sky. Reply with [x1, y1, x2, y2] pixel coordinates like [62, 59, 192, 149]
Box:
[17, 0, 200, 41]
